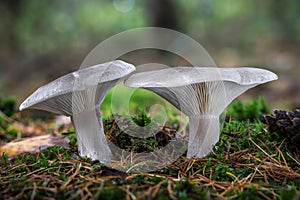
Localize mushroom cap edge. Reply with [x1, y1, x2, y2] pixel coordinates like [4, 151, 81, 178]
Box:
[124, 66, 278, 88]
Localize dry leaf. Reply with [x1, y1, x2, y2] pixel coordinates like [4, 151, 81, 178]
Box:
[0, 134, 70, 157]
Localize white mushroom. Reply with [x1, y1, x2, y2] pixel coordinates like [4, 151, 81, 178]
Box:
[19, 60, 135, 163]
[125, 67, 278, 158]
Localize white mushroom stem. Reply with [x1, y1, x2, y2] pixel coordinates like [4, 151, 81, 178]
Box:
[187, 115, 219, 158]
[140, 83, 224, 158]
[69, 81, 117, 163]
[71, 108, 111, 163]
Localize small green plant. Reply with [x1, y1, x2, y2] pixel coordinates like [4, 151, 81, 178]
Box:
[0, 96, 17, 117]
[131, 109, 151, 127]
[1, 152, 9, 168]
[226, 96, 270, 121]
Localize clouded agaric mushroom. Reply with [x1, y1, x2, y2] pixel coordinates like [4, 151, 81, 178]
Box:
[20, 60, 135, 163]
[125, 67, 278, 158]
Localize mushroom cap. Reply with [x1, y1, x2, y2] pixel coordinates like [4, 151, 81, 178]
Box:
[19, 60, 135, 115]
[125, 67, 278, 88]
[125, 66, 278, 116]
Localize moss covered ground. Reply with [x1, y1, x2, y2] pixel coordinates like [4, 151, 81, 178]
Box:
[0, 97, 299, 199]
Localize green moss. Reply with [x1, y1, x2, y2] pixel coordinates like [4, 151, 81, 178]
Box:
[0, 96, 17, 117]
[95, 188, 126, 200]
[1, 97, 300, 199]
[226, 96, 270, 121]
[174, 180, 209, 199]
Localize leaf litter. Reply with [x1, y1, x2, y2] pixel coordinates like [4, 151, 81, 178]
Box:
[0, 107, 300, 199]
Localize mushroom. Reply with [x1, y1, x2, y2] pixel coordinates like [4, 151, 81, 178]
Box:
[125, 66, 278, 158]
[19, 60, 135, 163]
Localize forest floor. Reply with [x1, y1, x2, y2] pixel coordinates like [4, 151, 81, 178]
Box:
[0, 98, 300, 200]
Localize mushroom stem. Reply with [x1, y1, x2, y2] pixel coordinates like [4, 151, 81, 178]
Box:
[71, 109, 112, 163]
[187, 115, 219, 158]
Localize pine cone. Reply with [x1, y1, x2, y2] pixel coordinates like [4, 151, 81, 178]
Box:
[262, 109, 300, 152]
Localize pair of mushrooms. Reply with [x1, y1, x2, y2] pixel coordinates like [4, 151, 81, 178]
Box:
[20, 60, 278, 163]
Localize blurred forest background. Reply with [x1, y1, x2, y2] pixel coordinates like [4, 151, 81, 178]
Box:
[0, 0, 300, 109]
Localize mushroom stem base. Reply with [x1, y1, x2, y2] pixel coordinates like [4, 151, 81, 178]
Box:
[187, 115, 220, 158]
[71, 110, 112, 164]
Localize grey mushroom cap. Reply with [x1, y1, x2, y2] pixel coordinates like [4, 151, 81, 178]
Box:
[125, 67, 278, 88]
[19, 60, 135, 115]
[125, 66, 278, 116]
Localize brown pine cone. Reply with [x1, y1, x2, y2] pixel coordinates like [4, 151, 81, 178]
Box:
[262, 109, 300, 152]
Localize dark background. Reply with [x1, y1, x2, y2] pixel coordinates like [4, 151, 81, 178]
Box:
[0, 0, 299, 109]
